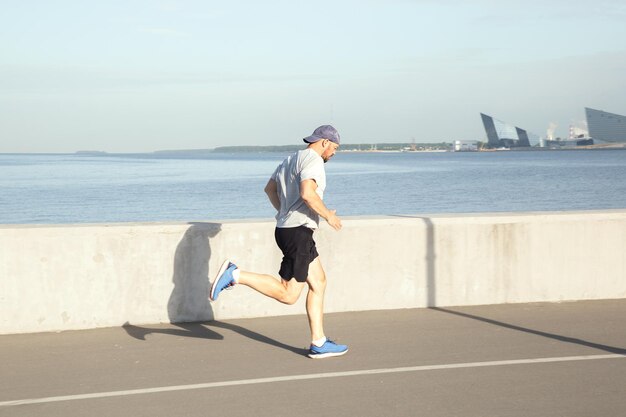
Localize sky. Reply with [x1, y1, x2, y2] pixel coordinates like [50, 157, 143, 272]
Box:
[1, 0, 625, 153]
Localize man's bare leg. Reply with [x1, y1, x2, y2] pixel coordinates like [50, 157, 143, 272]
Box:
[305, 257, 326, 342]
[304, 257, 348, 357]
[213, 259, 347, 357]
[237, 271, 305, 305]
[235, 259, 327, 342]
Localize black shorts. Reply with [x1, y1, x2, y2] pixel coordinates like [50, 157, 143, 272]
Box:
[274, 226, 319, 282]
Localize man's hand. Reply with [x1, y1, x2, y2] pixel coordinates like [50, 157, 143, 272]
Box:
[326, 210, 342, 231]
[300, 179, 342, 231]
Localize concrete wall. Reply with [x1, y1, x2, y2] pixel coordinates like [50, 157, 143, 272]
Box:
[1, 210, 625, 335]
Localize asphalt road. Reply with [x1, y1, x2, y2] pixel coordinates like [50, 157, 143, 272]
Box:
[1, 299, 625, 417]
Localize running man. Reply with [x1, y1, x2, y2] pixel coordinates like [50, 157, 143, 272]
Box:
[209, 125, 348, 359]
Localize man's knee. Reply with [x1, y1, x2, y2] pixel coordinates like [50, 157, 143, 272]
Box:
[307, 266, 326, 293]
[279, 292, 300, 305]
[277, 280, 303, 305]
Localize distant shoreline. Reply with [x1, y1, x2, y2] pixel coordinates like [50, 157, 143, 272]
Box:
[2, 142, 625, 156]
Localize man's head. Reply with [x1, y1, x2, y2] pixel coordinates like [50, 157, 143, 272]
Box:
[303, 125, 340, 162]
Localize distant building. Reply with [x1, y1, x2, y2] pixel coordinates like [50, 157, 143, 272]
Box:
[545, 139, 592, 149]
[480, 113, 540, 148]
[453, 140, 478, 152]
[585, 107, 626, 143]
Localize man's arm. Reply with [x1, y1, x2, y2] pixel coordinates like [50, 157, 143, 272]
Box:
[264, 179, 281, 212]
[300, 179, 342, 230]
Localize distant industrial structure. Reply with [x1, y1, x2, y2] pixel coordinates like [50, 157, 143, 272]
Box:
[479, 107, 625, 149]
[453, 140, 478, 152]
[585, 107, 626, 143]
[480, 113, 541, 148]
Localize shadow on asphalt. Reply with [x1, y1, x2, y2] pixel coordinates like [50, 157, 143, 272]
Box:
[390, 213, 626, 356]
[122, 322, 223, 341]
[124, 220, 308, 357]
[122, 321, 308, 357]
[208, 320, 309, 356]
[431, 307, 626, 355]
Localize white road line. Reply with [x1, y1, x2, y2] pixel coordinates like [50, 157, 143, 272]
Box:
[1, 354, 624, 407]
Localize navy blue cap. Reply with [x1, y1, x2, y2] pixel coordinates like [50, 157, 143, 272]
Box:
[303, 125, 340, 145]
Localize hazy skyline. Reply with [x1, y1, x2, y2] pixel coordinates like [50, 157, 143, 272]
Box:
[2, 0, 625, 152]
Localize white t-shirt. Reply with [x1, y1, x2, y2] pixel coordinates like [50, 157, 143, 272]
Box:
[271, 148, 326, 229]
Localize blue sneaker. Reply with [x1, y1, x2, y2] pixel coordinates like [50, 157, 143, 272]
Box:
[308, 339, 348, 359]
[209, 260, 238, 301]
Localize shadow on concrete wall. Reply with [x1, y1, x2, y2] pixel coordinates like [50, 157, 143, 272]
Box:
[124, 222, 223, 340]
[423, 217, 436, 307]
[167, 222, 222, 323]
[390, 215, 626, 354]
[391, 215, 437, 307]
[123, 222, 307, 355]
[388, 215, 626, 355]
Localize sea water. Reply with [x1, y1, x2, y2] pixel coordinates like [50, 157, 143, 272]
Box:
[1, 150, 625, 224]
